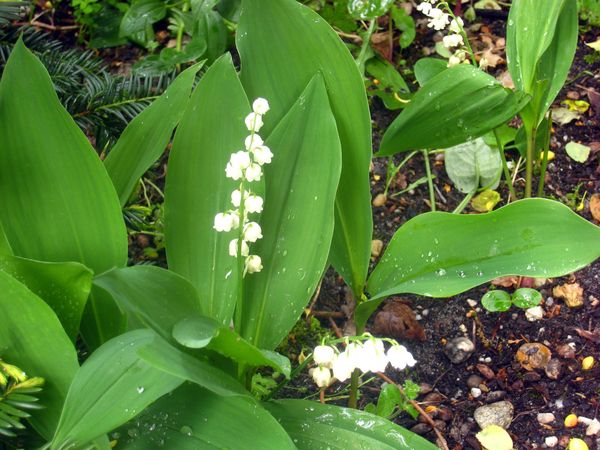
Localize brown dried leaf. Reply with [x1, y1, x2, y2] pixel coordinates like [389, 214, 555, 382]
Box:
[574, 328, 600, 344]
[553, 283, 584, 308]
[516, 343, 552, 371]
[590, 194, 600, 222]
[491, 276, 519, 288]
[372, 299, 426, 341]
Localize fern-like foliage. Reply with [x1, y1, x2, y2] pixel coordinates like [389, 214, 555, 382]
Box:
[0, 27, 177, 149]
[0, 359, 44, 439]
[0, 1, 30, 25]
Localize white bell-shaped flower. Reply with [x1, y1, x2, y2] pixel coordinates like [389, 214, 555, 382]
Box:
[252, 145, 273, 165]
[245, 134, 264, 151]
[252, 98, 270, 115]
[213, 212, 239, 232]
[229, 151, 251, 169]
[243, 222, 263, 242]
[387, 345, 417, 370]
[229, 239, 249, 257]
[332, 350, 355, 382]
[427, 8, 450, 30]
[245, 112, 264, 132]
[357, 339, 389, 374]
[416, 2, 432, 15]
[231, 189, 242, 208]
[225, 162, 243, 180]
[449, 17, 464, 34]
[245, 163, 262, 182]
[442, 33, 463, 49]
[311, 366, 332, 388]
[245, 255, 263, 273]
[313, 345, 336, 369]
[245, 194, 263, 214]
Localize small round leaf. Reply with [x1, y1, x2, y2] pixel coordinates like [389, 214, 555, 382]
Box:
[172, 316, 220, 349]
[481, 290, 512, 312]
[512, 288, 542, 309]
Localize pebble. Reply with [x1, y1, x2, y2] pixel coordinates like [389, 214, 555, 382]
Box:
[467, 299, 478, 308]
[545, 358, 562, 380]
[537, 413, 556, 424]
[586, 418, 600, 436]
[546, 297, 554, 306]
[485, 391, 507, 403]
[444, 337, 475, 364]
[370, 239, 384, 258]
[545, 436, 559, 447]
[476, 363, 495, 380]
[473, 401, 514, 429]
[523, 372, 542, 383]
[516, 342, 552, 370]
[467, 374, 484, 388]
[422, 309, 429, 316]
[471, 387, 482, 398]
[556, 344, 576, 359]
[410, 423, 431, 435]
[525, 305, 545, 321]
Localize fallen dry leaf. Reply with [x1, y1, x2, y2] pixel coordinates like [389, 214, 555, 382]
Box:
[574, 328, 600, 344]
[589, 194, 600, 222]
[552, 107, 582, 125]
[553, 283, 584, 308]
[372, 299, 426, 341]
[491, 276, 519, 288]
[496, 71, 514, 89]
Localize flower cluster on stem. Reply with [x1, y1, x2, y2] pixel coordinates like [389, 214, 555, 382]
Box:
[309, 334, 417, 388]
[416, 1, 472, 68]
[213, 98, 273, 275]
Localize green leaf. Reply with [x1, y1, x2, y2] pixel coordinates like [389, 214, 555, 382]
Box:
[507, 0, 577, 126]
[0, 270, 79, 440]
[192, 3, 228, 63]
[445, 138, 502, 194]
[120, 0, 167, 36]
[264, 399, 439, 449]
[104, 63, 203, 207]
[0, 255, 92, 341]
[390, 6, 416, 49]
[0, 39, 127, 347]
[51, 330, 183, 448]
[366, 57, 409, 94]
[481, 290, 512, 312]
[348, 0, 393, 20]
[512, 288, 542, 309]
[173, 317, 291, 377]
[565, 142, 591, 163]
[238, 0, 373, 299]
[164, 54, 249, 325]
[376, 383, 402, 418]
[239, 75, 342, 350]
[413, 58, 447, 86]
[358, 199, 600, 330]
[378, 64, 529, 155]
[115, 383, 295, 450]
[93, 266, 204, 343]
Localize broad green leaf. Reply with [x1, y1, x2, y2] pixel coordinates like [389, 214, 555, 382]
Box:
[413, 58, 447, 86]
[376, 383, 402, 418]
[0, 255, 92, 341]
[348, 0, 393, 20]
[481, 290, 511, 312]
[104, 63, 203, 207]
[173, 317, 291, 377]
[51, 330, 183, 448]
[0, 221, 12, 255]
[378, 64, 529, 155]
[506, 0, 566, 94]
[114, 383, 295, 450]
[390, 6, 416, 49]
[507, 0, 577, 127]
[93, 265, 203, 343]
[264, 399, 438, 450]
[0, 270, 79, 440]
[512, 288, 542, 309]
[445, 138, 502, 194]
[191, 0, 228, 63]
[136, 335, 249, 398]
[358, 199, 600, 329]
[0, 40, 127, 349]
[120, 0, 167, 37]
[366, 57, 409, 94]
[238, 0, 373, 299]
[240, 75, 342, 350]
[164, 54, 249, 325]
[565, 142, 591, 163]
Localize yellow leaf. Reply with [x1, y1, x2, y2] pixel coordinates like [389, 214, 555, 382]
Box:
[471, 189, 501, 212]
[586, 39, 600, 52]
[562, 99, 590, 113]
[476, 425, 513, 450]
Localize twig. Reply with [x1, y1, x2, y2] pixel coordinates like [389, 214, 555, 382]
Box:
[305, 278, 324, 324]
[377, 372, 450, 450]
[311, 310, 345, 319]
[15, 21, 79, 31]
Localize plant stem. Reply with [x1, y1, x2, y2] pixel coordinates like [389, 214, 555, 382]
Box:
[493, 129, 517, 202]
[348, 369, 360, 409]
[537, 111, 552, 197]
[422, 149, 436, 211]
[384, 151, 417, 197]
[356, 20, 377, 75]
[452, 187, 476, 214]
[524, 125, 537, 198]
